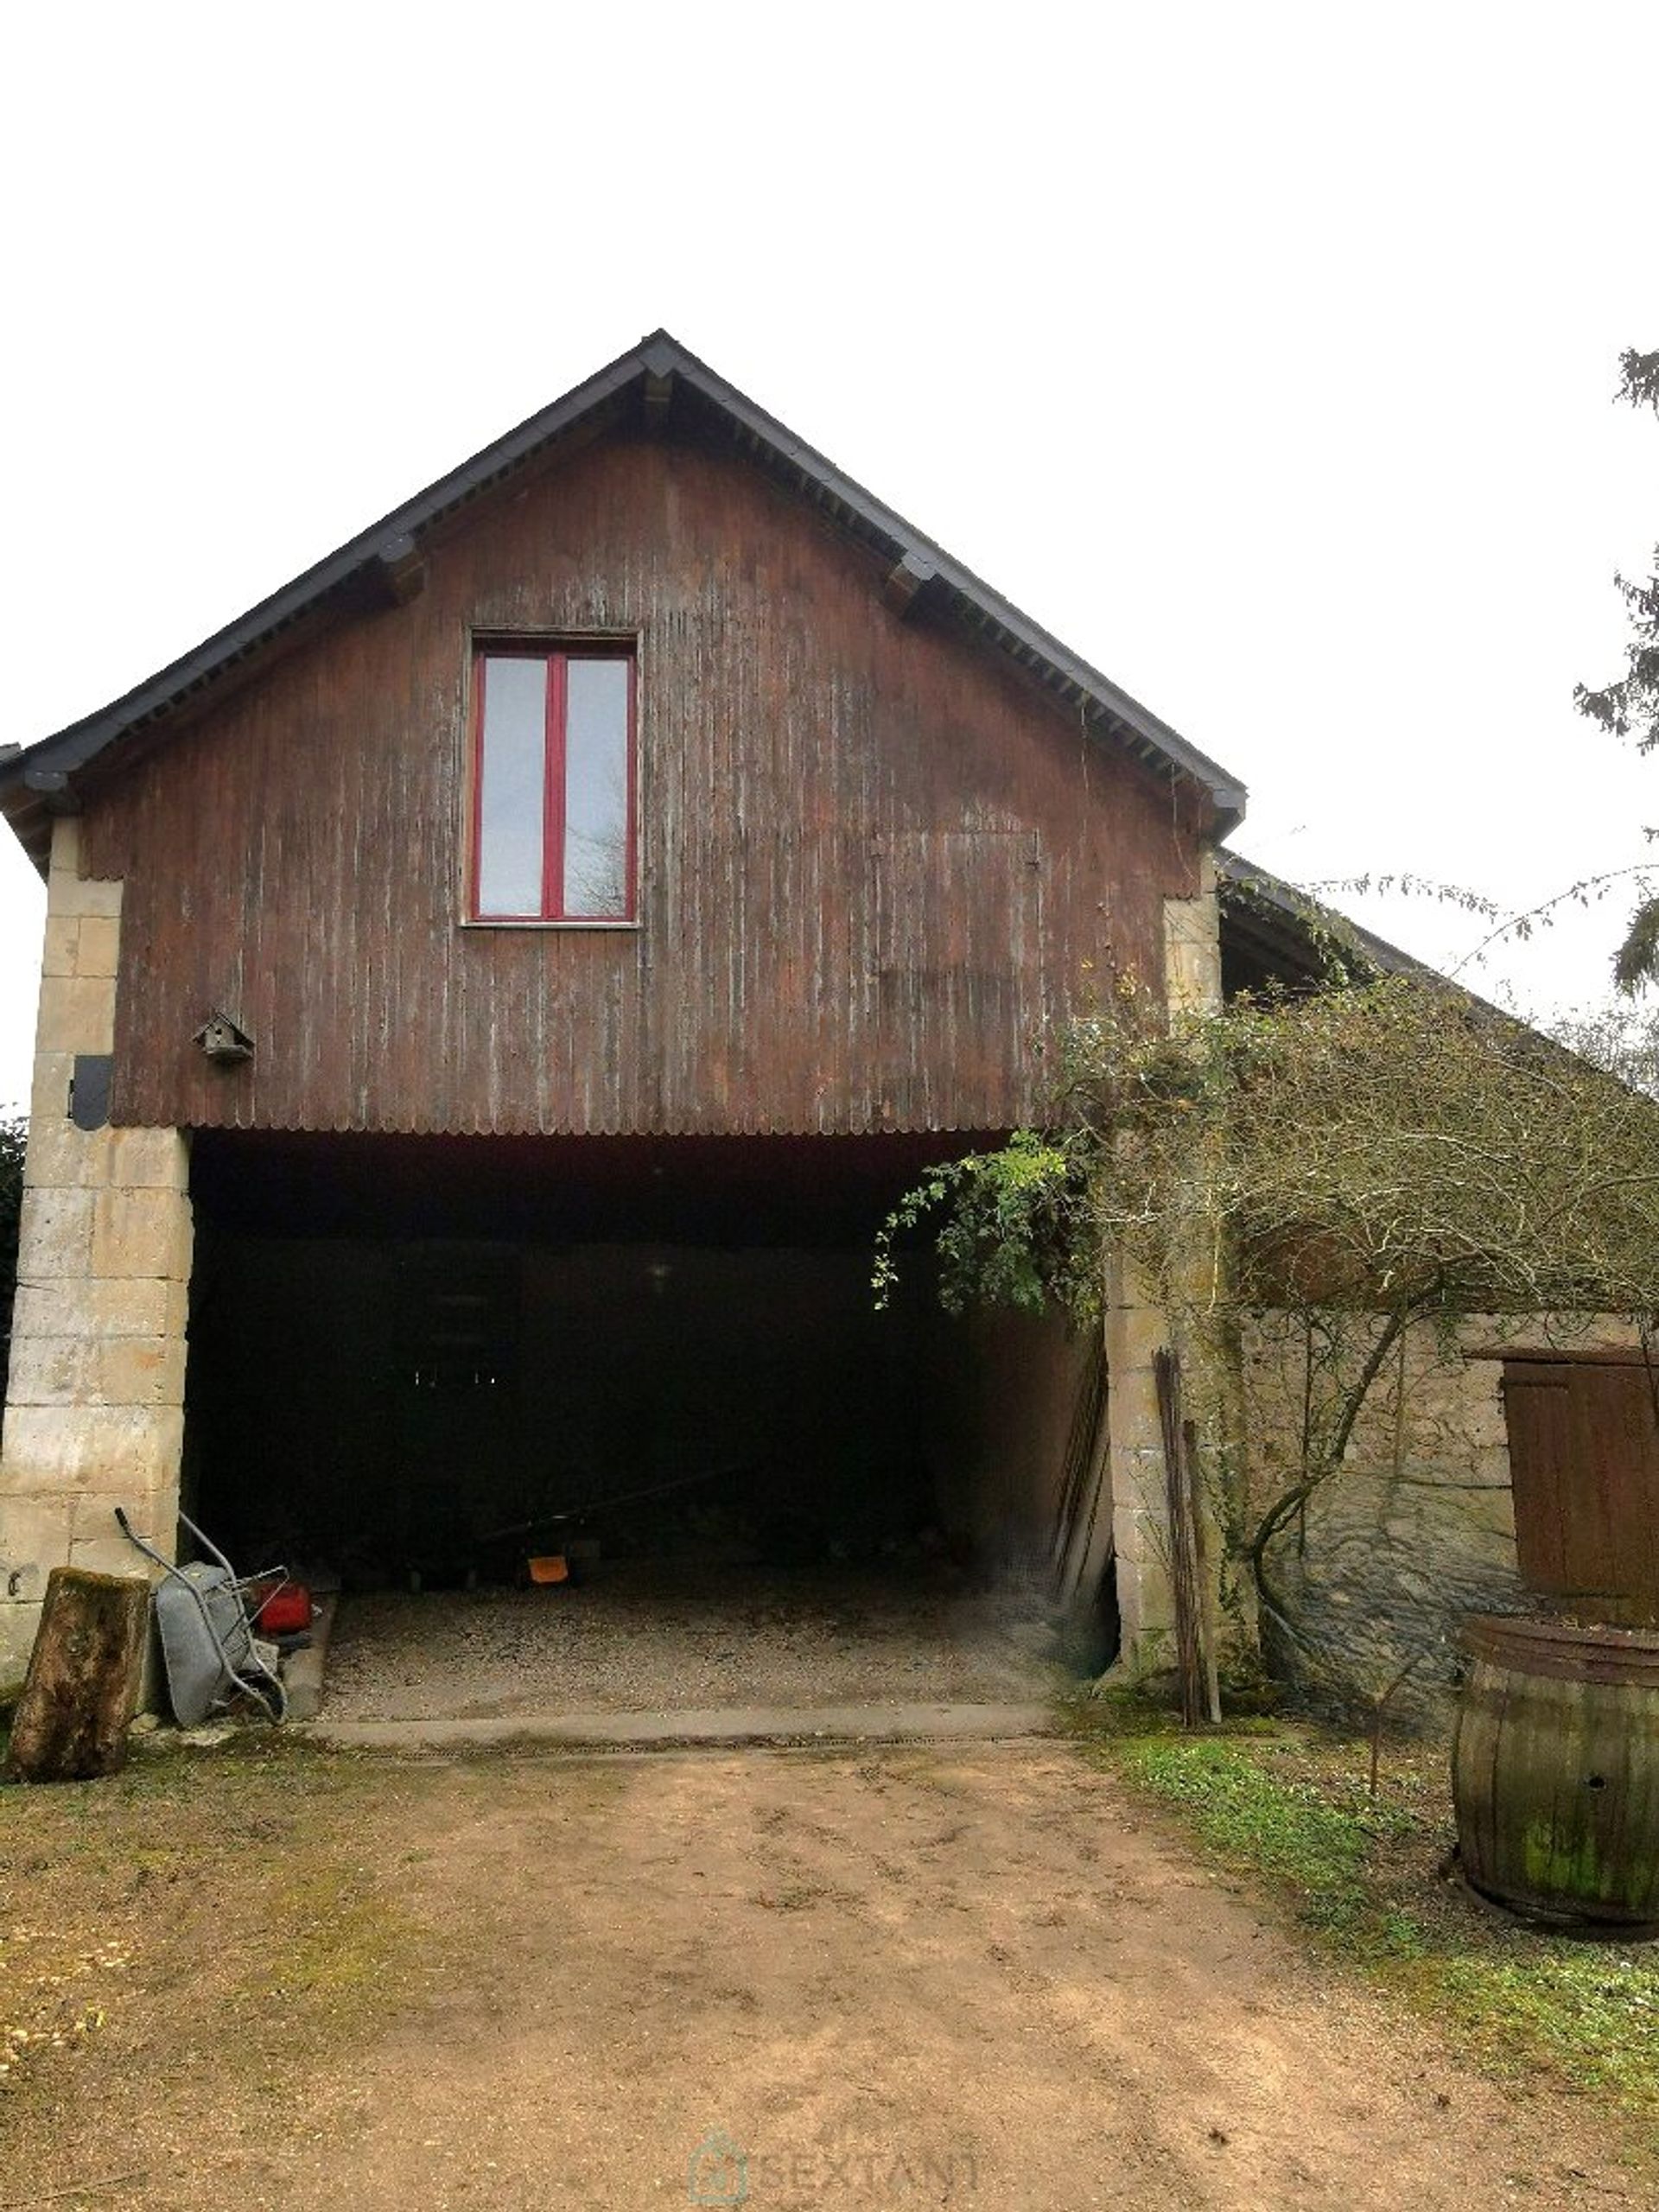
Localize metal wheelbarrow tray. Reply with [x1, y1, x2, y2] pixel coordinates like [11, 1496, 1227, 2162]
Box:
[116, 1507, 288, 1726]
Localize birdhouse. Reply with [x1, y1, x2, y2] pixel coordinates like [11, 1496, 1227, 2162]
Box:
[192, 1011, 254, 1065]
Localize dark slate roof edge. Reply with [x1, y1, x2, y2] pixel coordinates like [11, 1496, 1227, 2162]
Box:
[1, 328, 1247, 830]
[1217, 850, 1617, 1099]
[658, 340, 1247, 824]
[1217, 850, 1433, 980]
[3, 342, 650, 786]
[1217, 850, 1520, 1033]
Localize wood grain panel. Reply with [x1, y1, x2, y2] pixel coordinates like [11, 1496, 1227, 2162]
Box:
[1503, 1360, 1659, 1621]
[83, 430, 1203, 1136]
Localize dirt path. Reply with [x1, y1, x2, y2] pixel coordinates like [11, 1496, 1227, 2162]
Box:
[4, 1740, 1651, 2208]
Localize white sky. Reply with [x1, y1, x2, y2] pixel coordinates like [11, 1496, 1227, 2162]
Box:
[2, 1, 1655, 1114]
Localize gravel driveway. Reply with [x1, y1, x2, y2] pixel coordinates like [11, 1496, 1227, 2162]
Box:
[321, 1564, 1052, 1720]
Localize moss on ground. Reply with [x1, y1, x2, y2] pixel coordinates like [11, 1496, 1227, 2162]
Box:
[1, 1733, 430, 2106]
[1065, 1700, 1659, 2119]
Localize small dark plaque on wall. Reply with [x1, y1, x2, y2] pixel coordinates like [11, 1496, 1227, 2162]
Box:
[70, 1054, 114, 1131]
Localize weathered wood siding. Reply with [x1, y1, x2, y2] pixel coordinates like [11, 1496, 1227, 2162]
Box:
[1502, 1359, 1659, 1624]
[82, 433, 1203, 1135]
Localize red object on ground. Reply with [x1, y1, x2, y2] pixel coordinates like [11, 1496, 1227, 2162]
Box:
[256, 1584, 312, 1633]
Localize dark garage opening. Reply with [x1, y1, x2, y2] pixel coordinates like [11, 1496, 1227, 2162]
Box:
[181, 1132, 1109, 1716]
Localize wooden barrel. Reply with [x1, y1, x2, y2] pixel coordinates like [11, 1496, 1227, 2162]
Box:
[1452, 1614, 1659, 1930]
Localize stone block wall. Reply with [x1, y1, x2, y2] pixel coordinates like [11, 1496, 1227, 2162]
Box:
[1238, 1310, 1643, 1722]
[1162, 850, 1224, 1019]
[0, 819, 192, 1681]
[1092, 865, 1229, 1677]
[1100, 1274, 1176, 1664]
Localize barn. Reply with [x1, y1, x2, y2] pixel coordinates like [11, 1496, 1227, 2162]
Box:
[0, 334, 1244, 1708]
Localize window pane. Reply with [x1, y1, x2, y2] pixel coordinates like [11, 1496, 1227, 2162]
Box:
[563, 658, 631, 916]
[476, 658, 547, 914]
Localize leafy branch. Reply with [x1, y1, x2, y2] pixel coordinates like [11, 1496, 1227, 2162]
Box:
[878, 974, 1659, 1649]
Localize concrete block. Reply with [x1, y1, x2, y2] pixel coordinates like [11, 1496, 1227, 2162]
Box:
[92, 1186, 194, 1282]
[41, 916, 79, 978]
[90, 1494, 175, 1560]
[67, 1538, 154, 1584]
[16, 1186, 95, 1280]
[73, 915, 121, 978]
[94, 1335, 187, 1408]
[1117, 1552, 1176, 1640]
[11, 1278, 174, 1343]
[1110, 1443, 1168, 1516]
[1104, 1302, 1167, 1376]
[4, 1336, 91, 1407]
[49, 873, 124, 921]
[1109, 1374, 1169, 1455]
[1167, 946, 1222, 1016]
[0, 1600, 45, 1685]
[29, 1051, 73, 1127]
[1163, 890, 1223, 1017]
[1114, 1495, 1173, 1553]
[1112, 1358, 1168, 1427]
[35, 974, 116, 1056]
[106, 1128, 191, 1192]
[47, 817, 83, 881]
[22, 1119, 105, 1192]
[0, 1405, 185, 1499]
[0, 1493, 77, 1580]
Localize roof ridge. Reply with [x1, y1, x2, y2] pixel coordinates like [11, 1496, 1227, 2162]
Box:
[1, 333, 1248, 866]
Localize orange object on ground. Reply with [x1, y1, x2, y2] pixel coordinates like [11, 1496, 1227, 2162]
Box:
[528, 1555, 569, 1585]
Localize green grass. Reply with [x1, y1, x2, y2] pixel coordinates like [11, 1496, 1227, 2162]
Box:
[1071, 1708, 1659, 2120]
[1116, 1732, 1421, 1949]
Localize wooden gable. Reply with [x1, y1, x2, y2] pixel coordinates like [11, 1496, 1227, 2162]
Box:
[74, 427, 1205, 1138]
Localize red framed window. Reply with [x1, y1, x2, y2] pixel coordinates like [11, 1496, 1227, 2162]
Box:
[470, 645, 637, 922]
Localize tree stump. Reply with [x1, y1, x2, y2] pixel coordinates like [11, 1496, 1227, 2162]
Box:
[3, 1568, 149, 1783]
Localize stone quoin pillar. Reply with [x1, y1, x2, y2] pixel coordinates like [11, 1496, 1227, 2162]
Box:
[1101, 853, 1226, 1675]
[0, 818, 193, 1683]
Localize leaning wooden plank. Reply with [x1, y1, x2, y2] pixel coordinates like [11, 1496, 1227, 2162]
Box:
[1055, 1338, 1115, 1611]
[1184, 1414, 1224, 1726]
[3, 1569, 149, 1783]
[1155, 1349, 1205, 1729]
[1050, 1344, 1108, 1580]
